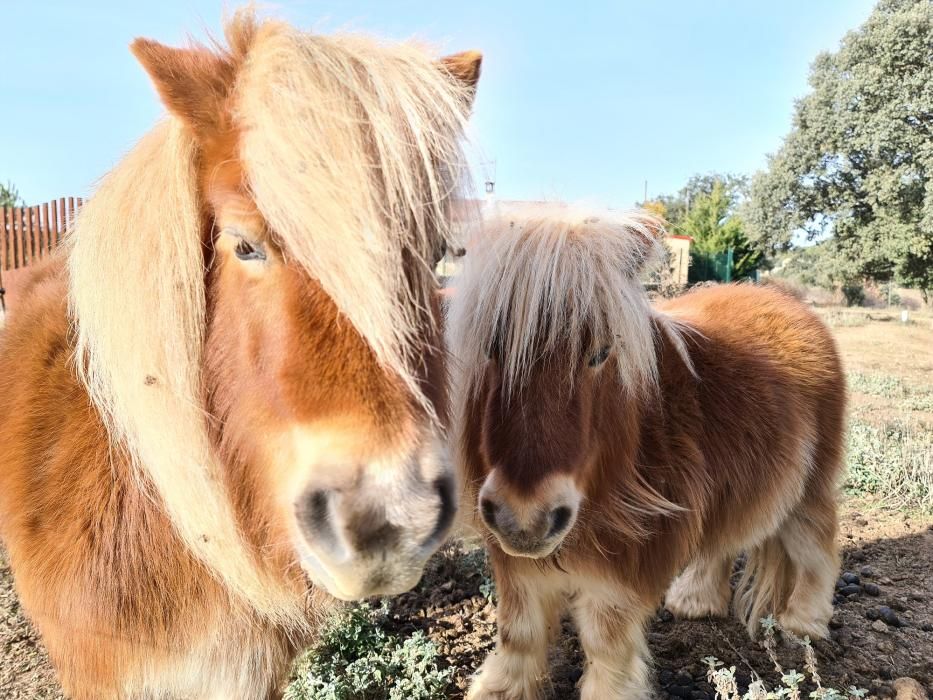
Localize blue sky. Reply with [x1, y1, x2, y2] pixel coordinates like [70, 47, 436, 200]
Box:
[1, 1, 876, 207]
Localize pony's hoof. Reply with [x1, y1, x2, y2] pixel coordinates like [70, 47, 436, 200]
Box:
[777, 611, 830, 640]
[466, 665, 542, 700]
[664, 582, 730, 619]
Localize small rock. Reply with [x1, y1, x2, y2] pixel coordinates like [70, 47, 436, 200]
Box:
[836, 577, 848, 590]
[873, 619, 890, 633]
[876, 684, 898, 699]
[919, 622, 933, 632]
[879, 606, 904, 627]
[829, 617, 844, 629]
[674, 672, 693, 687]
[842, 572, 861, 585]
[889, 598, 909, 612]
[833, 594, 843, 605]
[658, 608, 674, 623]
[850, 549, 867, 562]
[892, 677, 929, 700]
[880, 576, 894, 585]
[867, 607, 881, 621]
[864, 583, 881, 596]
[840, 584, 862, 597]
[860, 565, 875, 578]
[877, 639, 896, 654]
[856, 517, 869, 526]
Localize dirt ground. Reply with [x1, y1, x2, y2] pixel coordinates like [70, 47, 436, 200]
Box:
[390, 499, 933, 699]
[2, 311, 931, 699]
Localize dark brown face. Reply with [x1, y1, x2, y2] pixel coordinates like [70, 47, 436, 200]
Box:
[474, 331, 614, 558]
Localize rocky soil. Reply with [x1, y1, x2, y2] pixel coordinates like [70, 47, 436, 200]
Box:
[387, 499, 932, 699]
[2, 498, 931, 699]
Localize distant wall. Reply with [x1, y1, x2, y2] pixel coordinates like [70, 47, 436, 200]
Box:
[666, 236, 691, 286]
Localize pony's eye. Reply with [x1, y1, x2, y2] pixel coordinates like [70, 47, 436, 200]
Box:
[234, 238, 266, 262]
[431, 240, 448, 267]
[588, 346, 611, 367]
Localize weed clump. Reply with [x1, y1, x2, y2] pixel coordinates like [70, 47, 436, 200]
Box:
[286, 601, 451, 700]
[702, 616, 868, 700]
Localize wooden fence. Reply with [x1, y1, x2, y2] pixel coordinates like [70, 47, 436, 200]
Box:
[1, 198, 83, 273]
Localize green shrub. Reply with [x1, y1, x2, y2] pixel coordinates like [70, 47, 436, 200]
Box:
[841, 282, 865, 307]
[845, 418, 933, 514]
[285, 601, 452, 700]
[848, 372, 933, 412]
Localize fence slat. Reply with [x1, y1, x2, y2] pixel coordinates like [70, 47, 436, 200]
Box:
[14, 207, 24, 269]
[0, 207, 7, 270]
[32, 206, 40, 261]
[1, 208, 8, 271]
[40, 202, 50, 258]
[26, 207, 37, 265]
[67, 197, 75, 232]
[50, 200, 59, 248]
[32, 206, 41, 260]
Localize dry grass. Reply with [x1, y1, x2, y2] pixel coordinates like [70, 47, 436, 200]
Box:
[819, 306, 933, 514]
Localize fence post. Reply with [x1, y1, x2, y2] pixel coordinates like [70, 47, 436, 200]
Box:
[1, 208, 8, 271]
[40, 202, 50, 258]
[14, 207, 24, 269]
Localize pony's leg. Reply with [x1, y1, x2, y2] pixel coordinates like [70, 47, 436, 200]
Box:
[664, 552, 733, 618]
[467, 564, 563, 700]
[775, 493, 839, 639]
[571, 583, 653, 700]
[737, 488, 839, 640]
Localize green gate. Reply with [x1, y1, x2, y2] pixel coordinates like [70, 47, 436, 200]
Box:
[688, 248, 734, 283]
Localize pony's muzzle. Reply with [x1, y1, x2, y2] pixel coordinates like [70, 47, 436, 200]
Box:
[478, 473, 580, 559]
[294, 465, 456, 600]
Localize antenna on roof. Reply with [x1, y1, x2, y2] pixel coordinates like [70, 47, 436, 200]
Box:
[483, 159, 497, 201]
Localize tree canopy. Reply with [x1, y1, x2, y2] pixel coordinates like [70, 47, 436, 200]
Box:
[0, 181, 21, 208]
[647, 173, 760, 279]
[745, 0, 933, 297]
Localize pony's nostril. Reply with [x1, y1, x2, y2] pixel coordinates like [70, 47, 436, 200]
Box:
[296, 489, 338, 550]
[423, 475, 457, 546]
[480, 498, 499, 529]
[547, 505, 574, 538]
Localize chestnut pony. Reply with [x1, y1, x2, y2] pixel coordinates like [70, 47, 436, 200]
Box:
[0, 11, 481, 699]
[448, 206, 845, 700]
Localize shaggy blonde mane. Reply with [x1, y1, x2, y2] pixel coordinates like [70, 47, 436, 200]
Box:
[448, 204, 682, 401]
[238, 17, 474, 397]
[67, 10, 473, 624]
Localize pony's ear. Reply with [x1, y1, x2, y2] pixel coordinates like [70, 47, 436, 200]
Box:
[440, 50, 482, 106]
[130, 39, 236, 140]
[631, 214, 667, 271]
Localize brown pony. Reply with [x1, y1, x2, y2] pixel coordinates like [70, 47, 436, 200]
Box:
[448, 205, 845, 700]
[0, 10, 481, 699]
